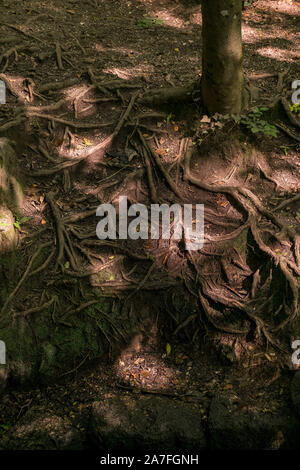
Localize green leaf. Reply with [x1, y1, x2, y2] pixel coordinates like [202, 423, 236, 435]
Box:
[166, 112, 173, 123]
[137, 17, 164, 27]
[19, 216, 30, 224]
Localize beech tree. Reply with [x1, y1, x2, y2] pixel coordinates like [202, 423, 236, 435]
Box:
[201, 0, 244, 114]
[142, 1, 244, 115]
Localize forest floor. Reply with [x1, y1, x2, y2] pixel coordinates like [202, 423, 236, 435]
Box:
[0, 0, 300, 450]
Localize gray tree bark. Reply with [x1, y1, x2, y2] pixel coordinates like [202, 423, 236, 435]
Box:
[201, 0, 244, 114]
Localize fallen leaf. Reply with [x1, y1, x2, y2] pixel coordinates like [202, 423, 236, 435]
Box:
[134, 358, 144, 365]
[223, 384, 233, 390]
[162, 253, 168, 265]
[56, 199, 63, 209]
[156, 148, 168, 156]
[201, 115, 211, 123]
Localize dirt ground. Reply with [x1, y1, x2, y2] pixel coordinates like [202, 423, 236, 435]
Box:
[0, 0, 300, 450]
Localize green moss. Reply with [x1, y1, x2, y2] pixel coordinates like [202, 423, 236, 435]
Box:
[233, 228, 249, 255]
[0, 319, 38, 382]
[34, 321, 51, 342]
[0, 286, 110, 383]
[1, 249, 21, 289]
[39, 342, 57, 380]
[91, 268, 115, 284]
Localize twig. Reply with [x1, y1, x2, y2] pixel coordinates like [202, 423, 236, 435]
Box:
[275, 122, 300, 142]
[55, 41, 63, 70]
[2, 23, 44, 43]
[27, 111, 113, 129]
[59, 354, 89, 377]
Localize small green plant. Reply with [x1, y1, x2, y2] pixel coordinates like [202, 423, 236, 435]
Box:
[289, 103, 300, 115]
[0, 423, 11, 437]
[166, 112, 173, 123]
[233, 107, 278, 137]
[137, 18, 164, 27]
[280, 145, 289, 156]
[13, 216, 30, 230]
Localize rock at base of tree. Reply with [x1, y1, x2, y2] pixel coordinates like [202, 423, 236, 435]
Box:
[291, 370, 300, 416]
[90, 394, 206, 452]
[0, 206, 17, 254]
[208, 392, 300, 450]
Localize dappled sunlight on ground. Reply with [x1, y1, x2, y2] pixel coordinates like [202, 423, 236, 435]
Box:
[257, 46, 300, 62]
[103, 65, 154, 80]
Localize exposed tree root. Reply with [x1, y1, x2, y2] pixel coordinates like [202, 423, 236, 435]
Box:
[39, 78, 79, 93]
[181, 133, 299, 361]
[273, 193, 300, 212]
[27, 112, 113, 130]
[14, 296, 57, 318]
[0, 241, 52, 316]
[46, 191, 79, 271]
[138, 129, 183, 200]
[1, 66, 298, 376]
[139, 83, 197, 106]
[274, 122, 300, 142]
[29, 91, 139, 176]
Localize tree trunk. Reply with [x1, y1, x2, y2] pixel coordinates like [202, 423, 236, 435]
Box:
[201, 0, 244, 115]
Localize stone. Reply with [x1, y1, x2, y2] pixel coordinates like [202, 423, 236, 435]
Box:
[208, 392, 300, 449]
[90, 394, 206, 452]
[0, 409, 85, 450]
